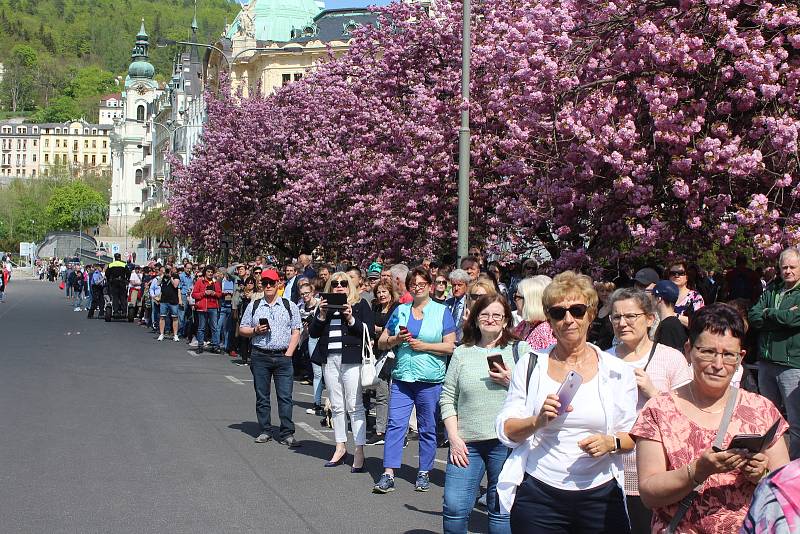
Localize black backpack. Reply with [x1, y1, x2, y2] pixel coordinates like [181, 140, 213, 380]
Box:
[247, 297, 294, 323]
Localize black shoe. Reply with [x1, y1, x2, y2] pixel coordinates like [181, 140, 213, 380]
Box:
[277, 435, 300, 448]
[315, 406, 325, 417]
[209, 346, 221, 354]
[196, 347, 204, 354]
[366, 433, 385, 446]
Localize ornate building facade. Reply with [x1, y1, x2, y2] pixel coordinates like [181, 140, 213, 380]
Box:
[108, 21, 162, 237]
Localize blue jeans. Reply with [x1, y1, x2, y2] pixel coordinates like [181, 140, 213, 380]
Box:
[217, 306, 232, 351]
[759, 361, 800, 460]
[250, 349, 295, 438]
[178, 299, 187, 334]
[443, 439, 510, 534]
[312, 363, 324, 406]
[73, 291, 85, 308]
[196, 308, 220, 347]
[383, 380, 442, 471]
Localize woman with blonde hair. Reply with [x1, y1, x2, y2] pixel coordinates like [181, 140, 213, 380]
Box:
[310, 271, 375, 471]
[512, 276, 557, 350]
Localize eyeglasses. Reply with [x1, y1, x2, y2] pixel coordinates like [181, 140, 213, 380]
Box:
[669, 270, 686, 277]
[435, 280, 447, 285]
[468, 293, 484, 300]
[300, 292, 312, 297]
[409, 282, 429, 290]
[478, 313, 505, 323]
[330, 280, 349, 288]
[513, 294, 524, 301]
[261, 279, 277, 287]
[610, 312, 647, 324]
[547, 304, 589, 320]
[693, 346, 742, 365]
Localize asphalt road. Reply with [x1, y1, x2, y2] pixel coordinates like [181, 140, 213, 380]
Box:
[0, 279, 489, 534]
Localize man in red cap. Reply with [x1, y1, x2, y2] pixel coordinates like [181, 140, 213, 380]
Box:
[239, 269, 303, 447]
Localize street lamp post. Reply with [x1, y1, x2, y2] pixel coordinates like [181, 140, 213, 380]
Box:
[457, 0, 472, 263]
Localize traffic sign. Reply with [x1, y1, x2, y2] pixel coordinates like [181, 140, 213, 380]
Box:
[157, 239, 173, 249]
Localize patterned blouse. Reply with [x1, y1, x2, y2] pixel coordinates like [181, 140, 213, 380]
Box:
[513, 320, 557, 350]
[631, 390, 788, 534]
[674, 289, 705, 319]
[741, 459, 800, 533]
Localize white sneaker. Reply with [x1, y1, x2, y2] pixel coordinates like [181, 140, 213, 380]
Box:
[204, 341, 211, 347]
[188, 340, 199, 348]
[157, 334, 164, 341]
[73, 307, 81, 312]
[173, 335, 180, 342]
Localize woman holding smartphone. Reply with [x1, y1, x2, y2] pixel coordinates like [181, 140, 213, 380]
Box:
[374, 266, 457, 494]
[309, 271, 374, 471]
[495, 271, 638, 533]
[440, 295, 528, 534]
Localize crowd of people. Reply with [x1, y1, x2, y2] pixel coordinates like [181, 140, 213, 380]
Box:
[48, 248, 800, 533]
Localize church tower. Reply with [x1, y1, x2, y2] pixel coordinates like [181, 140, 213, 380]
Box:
[108, 20, 162, 250]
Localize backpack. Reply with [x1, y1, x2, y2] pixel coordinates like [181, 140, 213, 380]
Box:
[248, 297, 294, 323]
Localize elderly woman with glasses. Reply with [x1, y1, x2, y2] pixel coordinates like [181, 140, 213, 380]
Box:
[441, 295, 528, 534]
[310, 271, 375, 472]
[631, 304, 789, 534]
[605, 288, 693, 533]
[495, 271, 638, 533]
[374, 266, 457, 494]
[512, 276, 557, 351]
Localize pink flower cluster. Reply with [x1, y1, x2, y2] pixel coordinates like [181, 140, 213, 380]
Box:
[166, 0, 800, 266]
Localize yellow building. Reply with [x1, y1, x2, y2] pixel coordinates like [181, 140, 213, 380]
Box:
[207, 2, 378, 98]
[38, 120, 113, 175]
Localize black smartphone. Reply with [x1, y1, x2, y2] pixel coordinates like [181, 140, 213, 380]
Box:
[487, 353, 506, 372]
[258, 317, 270, 330]
[320, 292, 347, 310]
[713, 419, 781, 453]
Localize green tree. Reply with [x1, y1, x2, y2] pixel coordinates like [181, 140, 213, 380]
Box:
[31, 95, 81, 122]
[0, 44, 38, 111]
[45, 181, 106, 231]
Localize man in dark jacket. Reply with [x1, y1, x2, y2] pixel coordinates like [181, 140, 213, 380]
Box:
[106, 253, 129, 317]
[749, 247, 800, 460]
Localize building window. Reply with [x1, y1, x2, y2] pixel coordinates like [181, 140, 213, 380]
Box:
[33, 140, 37, 147]
[103, 141, 107, 149]
[135, 169, 143, 184]
[92, 140, 96, 148]
[92, 155, 96, 165]
[44, 154, 49, 163]
[55, 128, 60, 134]
[19, 127, 26, 134]
[73, 154, 78, 163]
[84, 155, 89, 164]
[55, 140, 59, 148]
[137, 105, 145, 121]
[294, 73, 303, 81]
[73, 140, 79, 151]
[33, 154, 36, 162]
[84, 140, 89, 149]
[282, 73, 291, 86]
[102, 155, 107, 164]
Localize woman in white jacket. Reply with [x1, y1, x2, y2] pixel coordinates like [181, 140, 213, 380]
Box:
[495, 271, 638, 533]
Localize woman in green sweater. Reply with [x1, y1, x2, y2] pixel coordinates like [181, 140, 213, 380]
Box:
[440, 295, 530, 534]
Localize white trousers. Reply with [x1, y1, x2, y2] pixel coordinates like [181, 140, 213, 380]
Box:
[323, 354, 367, 445]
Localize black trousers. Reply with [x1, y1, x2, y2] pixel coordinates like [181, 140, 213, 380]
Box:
[510, 475, 630, 534]
[87, 284, 104, 317]
[110, 283, 126, 316]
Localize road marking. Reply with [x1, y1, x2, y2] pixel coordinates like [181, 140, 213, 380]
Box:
[415, 455, 447, 465]
[295, 391, 313, 397]
[225, 375, 245, 385]
[297, 422, 332, 442]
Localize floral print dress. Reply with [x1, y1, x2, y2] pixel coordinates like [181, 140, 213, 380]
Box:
[630, 390, 788, 534]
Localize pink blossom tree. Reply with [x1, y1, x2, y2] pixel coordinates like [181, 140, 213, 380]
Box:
[167, 0, 800, 268]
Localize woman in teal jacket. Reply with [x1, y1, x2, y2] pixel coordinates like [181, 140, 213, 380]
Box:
[373, 266, 457, 494]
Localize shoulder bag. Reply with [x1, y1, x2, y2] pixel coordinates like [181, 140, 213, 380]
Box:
[360, 326, 380, 388]
[665, 386, 739, 534]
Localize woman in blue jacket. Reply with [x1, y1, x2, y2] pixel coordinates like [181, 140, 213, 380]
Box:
[373, 266, 457, 494]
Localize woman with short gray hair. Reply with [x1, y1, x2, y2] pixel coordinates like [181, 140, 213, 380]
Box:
[606, 287, 692, 533]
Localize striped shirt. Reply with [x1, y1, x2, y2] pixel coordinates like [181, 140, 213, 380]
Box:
[327, 311, 343, 357]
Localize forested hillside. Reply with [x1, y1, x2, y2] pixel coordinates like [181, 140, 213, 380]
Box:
[0, 0, 241, 120]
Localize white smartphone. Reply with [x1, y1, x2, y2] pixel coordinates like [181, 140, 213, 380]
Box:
[555, 371, 583, 415]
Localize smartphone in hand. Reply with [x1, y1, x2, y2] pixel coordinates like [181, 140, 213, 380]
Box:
[399, 326, 409, 337]
[258, 317, 270, 331]
[487, 354, 506, 372]
[555, 371, 583, 415]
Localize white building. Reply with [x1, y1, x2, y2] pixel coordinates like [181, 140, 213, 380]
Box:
[108, 21, 162, 239]
[98, 94, 123, 125]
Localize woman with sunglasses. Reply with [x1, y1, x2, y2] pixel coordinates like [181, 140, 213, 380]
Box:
[463, 276, 498, 322]
[605, 288, 693, 533]
[432, 272, 450, 304]
[441, 295, 526, 534]
[667, 259, 705, 328]
[310, 272, 375, 471]
[496, 271, 638, 533]
[631, 304, 789, 533]
[512, 276, 557, 350]
[374, 266, 457, 494]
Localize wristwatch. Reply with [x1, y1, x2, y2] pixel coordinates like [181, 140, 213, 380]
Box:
[613, 436, 621, 453]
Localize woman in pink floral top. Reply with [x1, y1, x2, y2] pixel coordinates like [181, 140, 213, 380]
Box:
[512, 275, 557, 350]
[631, 304, 789, 534]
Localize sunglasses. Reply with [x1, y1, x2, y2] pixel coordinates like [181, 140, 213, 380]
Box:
[300, 292, 312, 297]
[330, 280, 349, 288]
[261, 279, 277, 287]
[669, 270, 686, 277]
[547, 304, 589, 320]
[435, 280, 447, 284]
[468, 293, 484, 300]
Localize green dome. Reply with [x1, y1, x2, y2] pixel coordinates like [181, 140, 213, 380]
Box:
[128, 60, 155, 79]
[227, 0, 321, 42]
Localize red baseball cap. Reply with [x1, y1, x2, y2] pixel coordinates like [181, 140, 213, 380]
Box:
[261, 269, 280, 282]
